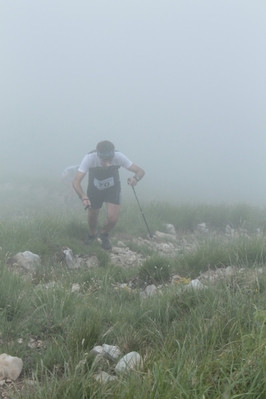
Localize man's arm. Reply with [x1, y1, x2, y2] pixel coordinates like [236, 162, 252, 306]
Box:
[127, 163, 145, 186]
[72, 171, 91, 207]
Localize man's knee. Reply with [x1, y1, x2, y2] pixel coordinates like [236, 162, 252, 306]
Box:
[88, 209, 100, 220]
[108, 214, 119, 225]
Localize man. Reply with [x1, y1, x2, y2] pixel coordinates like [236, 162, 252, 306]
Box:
[73, 140, 145, 249]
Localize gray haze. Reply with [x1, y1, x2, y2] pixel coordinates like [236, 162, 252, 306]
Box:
[1, 1, 266, 204]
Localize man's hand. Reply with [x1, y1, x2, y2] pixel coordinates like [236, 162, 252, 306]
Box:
[127, 177, 138, 187]
[82, 197, 91, 210]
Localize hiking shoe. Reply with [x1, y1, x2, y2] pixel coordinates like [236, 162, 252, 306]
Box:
[99, 232, 112, 250]
[85, 233, 97, 245]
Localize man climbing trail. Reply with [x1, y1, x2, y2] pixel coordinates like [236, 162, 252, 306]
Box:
[73, 140, 145, 249]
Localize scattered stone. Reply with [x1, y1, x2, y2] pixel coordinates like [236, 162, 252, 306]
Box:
[119, 283, 128, 289]
[102, 344, 121, 360]
[86, 255, 98, 269]
[144, 284, 157, 297]
[225, 266, 233, 275]
[13, 251, 40, 272]
[112, 247, 127, 254]
[225, 224, 234, 236]
[188, 279, 206, 289]
[44, 281, 56, 289]
[196, 223, 208, 233]
[164, 223, 176, 235]
[154, 231, 177, 241]
[0, 354, 23, 381]
[117, 241, 126, 247]
[109, 249, 143, 268]
[90, 346, 105, 356]
[158, 243, 172, 253]
[27, 338, 45, 349]
[63, 248, 81, 269]
[115, 351, 143, 374]
[71, 283, 80, 293]
[94, 371, 117, 383]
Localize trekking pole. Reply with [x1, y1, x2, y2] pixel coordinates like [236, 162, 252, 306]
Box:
[129, 182, 153, 238]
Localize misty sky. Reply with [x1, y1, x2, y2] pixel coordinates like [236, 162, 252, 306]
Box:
[1, 1, 266, 204]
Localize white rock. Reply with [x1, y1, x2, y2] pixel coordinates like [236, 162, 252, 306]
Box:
[164, 223, 176, 235]
[90, 346, 105, 356]
[225, 266, 233, 275]
[94, 371, 117, 383]
[102, 344, 121, 360]
[112, 247, 126, 254]
[154, 231, 177, 241]
[188, 279, 206, 289]
[0, 354, 23, 380]
[119, 284, 128, 289]
[196, 223, 208, 232]
[63, 248, 80, 269]
[13, 251, 40, 271]
[144, 284, 157, 297]
[158, 243, 171, 253]
[115, 351, 143, 374]
[127, 255, 137, 264]
[71, 283, 80, 293]
[45, 281, 56, 289]
[86, 255, 98, 269]
[225, 225, 234, 236]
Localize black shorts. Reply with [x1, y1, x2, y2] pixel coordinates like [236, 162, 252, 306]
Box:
[87, 183, 121, 209]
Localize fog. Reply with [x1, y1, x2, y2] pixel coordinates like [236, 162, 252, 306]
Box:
[1, 1, 266, 204]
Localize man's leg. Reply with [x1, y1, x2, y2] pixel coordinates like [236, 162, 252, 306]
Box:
[88, 208, 101, 236]
[98, 203, 120, 249]
[101, 203, 121, 234]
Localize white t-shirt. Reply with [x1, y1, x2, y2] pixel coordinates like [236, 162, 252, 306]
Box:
[78, 151, 132, 174]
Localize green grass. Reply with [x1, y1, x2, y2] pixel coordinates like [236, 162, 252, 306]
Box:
[2, 177, 266, 397]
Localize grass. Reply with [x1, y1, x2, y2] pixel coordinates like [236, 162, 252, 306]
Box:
[2, 176, 266, 397]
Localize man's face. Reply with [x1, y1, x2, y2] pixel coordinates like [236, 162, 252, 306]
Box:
[100, 158, 113, 168]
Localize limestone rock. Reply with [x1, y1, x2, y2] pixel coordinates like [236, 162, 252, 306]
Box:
[164, 223, 176, 235]
[90, 346, 105, 356]
[0, 354, 23, 380]
[13, 251, 40, 271]
[71, 283, 80, 293]
[63, 248, 80, 269]
[102, 344, 121, 360]
[144, 284, 157, 297]
[94, 371, 117, 383]
[86, 255, 98, 269]
[154, 231, 177, 241]
[196, 223, 208, 233]
[115, 351, 143, 374]
[188, 279, 206, 289]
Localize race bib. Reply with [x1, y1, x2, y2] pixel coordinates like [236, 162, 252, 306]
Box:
[93, 177, 114, 190]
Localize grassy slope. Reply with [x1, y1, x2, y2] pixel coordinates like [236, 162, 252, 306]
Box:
[1, 177, 266, 397]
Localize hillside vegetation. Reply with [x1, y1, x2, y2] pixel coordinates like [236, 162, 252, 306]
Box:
[1, 176, 266, 398]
